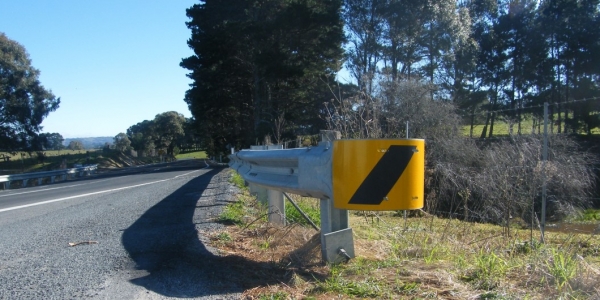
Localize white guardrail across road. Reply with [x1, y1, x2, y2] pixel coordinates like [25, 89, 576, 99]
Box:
[0, 165, 98, 189]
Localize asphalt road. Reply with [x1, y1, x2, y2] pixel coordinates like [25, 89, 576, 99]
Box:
[0, 160, 243, 299]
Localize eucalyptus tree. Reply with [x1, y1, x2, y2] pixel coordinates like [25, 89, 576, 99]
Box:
[39, 132, 64, 150]
[152, 111, 186, 156]
[0, 33, 60, 150]
[113, 133, 132, 152]
[127, 120, 155, 156]
[67, 140, 84, 151]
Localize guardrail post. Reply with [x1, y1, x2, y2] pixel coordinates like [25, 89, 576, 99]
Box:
[229, 136, 358, 263]
[249, 183, 268, 205]
[37, 178, 42, 186]
[268, 189, 285, 225]
[319, 130, 349, 231]
[51, 176, 55, 184]
[22, 179, 28, 187]
[319, 130, 352, 263]
[4, 181, 9, 189]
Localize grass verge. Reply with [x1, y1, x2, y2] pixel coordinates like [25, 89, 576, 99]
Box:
[211, 171, 600, 299]
[0, 150, 207, 175]
[175, 150, 207, 160]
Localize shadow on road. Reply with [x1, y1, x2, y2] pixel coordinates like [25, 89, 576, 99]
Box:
[121, 167, 293, 298]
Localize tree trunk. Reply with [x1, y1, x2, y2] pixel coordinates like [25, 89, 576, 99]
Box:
[480, 112, 490, 138]
[253, 66, 262, 137]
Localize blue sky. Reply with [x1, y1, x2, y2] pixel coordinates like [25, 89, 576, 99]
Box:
[0, 1, 198, 138]
[1, 1, 353, 139]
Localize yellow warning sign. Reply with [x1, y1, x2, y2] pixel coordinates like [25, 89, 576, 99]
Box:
[332, 139, 424, 211]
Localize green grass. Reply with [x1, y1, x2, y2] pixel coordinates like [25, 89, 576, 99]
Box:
[580, 209, 600, 222]
[175, 150, 207, 160]
[214, 185, 600, 298]
[220, 172, 266, 226]
[564, 209, 600, 224]
[0, 150, 102, 174]
[284, 195, 321, 227]
[229, 172, 246, 189]
[0, 149, 205, 175]
[462, 117, 537, 137]
[257, 292, 289, 300]
[219, 198, 247, 225]
[318, 265, 384, 298]
[546, 248, 578, 291]
[462, 114, 600, 137]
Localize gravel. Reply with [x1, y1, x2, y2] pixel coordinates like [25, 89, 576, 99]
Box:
[0, 166, 243, 299]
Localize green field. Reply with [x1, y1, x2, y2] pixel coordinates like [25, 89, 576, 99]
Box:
[175, 150, 207, 160]
[463, 117, 540, 137]
[0, 150, 101, 174]
[0, 149, 207, 175]
[463, 115, 600, 137]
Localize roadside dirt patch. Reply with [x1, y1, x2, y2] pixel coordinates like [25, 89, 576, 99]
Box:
[206, 224, 328, 299]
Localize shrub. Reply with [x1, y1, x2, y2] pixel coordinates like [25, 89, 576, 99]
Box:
[428, 135, 597, 224]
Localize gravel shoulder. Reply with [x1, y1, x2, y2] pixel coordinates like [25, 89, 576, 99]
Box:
[0, 165, 242, 299]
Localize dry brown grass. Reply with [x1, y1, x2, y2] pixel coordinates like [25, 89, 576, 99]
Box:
[215, 175, 600, 299]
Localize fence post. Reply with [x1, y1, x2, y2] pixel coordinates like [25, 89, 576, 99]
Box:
[541, 102, 549, 243]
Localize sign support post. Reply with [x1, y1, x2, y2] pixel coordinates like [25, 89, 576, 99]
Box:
[319, 131, 352, 263]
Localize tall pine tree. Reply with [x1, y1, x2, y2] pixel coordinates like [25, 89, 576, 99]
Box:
[181, 0, 344, 155]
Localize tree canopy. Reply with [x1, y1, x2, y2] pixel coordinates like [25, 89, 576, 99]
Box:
[39, 132, 64, 150]
[113, 132, 132, 152]
[127, 119, 155, 156]
[153, 111, 186, 155]
[342, 0, 600, 137]
[0, 32, 60, 150]
[181, 0, 344, 156]
[126, 111, 188, 156]
[179, 0, 600, 145]
[67, 140, 84, 150]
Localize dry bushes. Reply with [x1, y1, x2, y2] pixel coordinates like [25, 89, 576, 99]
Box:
[324, 78, 597, 225]
[324, 79, 460, 140]
[428, 135, 597, 224]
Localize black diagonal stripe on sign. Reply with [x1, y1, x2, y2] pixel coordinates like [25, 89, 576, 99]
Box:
[348, 145, 416, 205]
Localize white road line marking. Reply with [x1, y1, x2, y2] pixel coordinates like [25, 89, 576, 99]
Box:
[0, 178, 117, 198]
[0, 168, 207, 213]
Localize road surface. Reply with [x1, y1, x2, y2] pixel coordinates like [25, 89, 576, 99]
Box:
[0, 160, 243, 299]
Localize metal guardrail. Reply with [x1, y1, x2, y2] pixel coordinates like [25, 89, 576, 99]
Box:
[229, 142, 333, 200]
[229, 132, 352, 264]
[0, 165, 98, 189]
[230, 132, 425, 263]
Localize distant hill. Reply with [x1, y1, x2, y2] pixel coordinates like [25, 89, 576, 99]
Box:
[63, 137, 113, 149]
